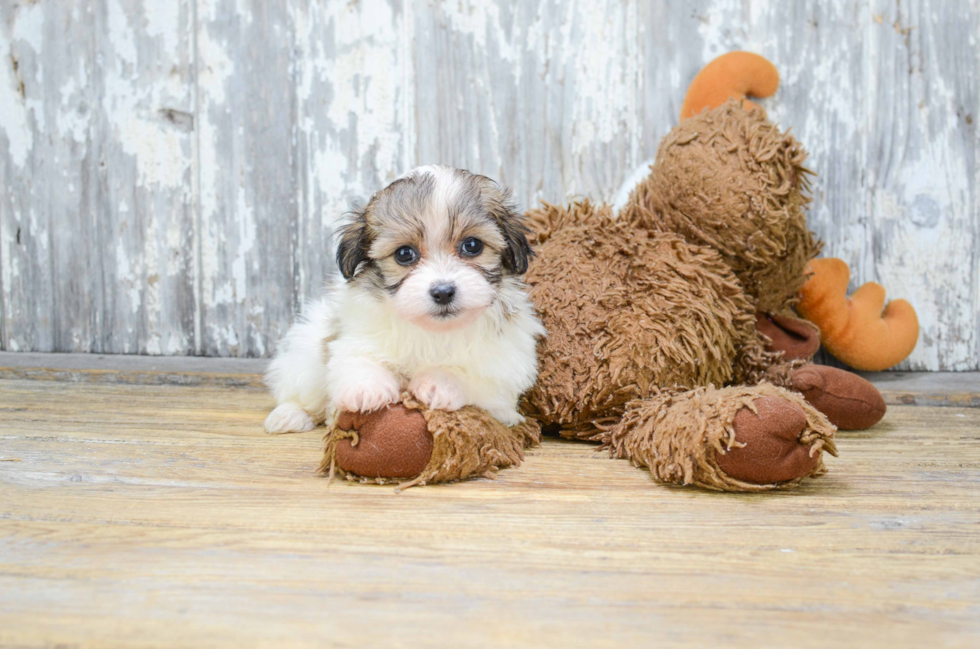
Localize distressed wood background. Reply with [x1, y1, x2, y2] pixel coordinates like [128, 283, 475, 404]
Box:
[0, 0, 977, 370]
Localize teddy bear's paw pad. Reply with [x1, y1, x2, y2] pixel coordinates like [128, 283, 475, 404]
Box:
[791, 365, 886, 430]
[334, 404, 434, 479]
[715, 396, 820, 485]
[755, 311, 820, 360]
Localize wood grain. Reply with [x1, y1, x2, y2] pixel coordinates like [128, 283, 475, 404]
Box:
[4, 350, 980, 405]
[1, 374, 979, 648]
[1, 0, 978, 368]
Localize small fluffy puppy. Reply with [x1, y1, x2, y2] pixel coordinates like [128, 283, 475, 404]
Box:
[264, 166, 545, 434]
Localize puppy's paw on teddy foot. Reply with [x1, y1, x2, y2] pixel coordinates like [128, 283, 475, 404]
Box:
[715, 396, 820, 485]
[265, 403, 317, 435]
[409, 371, 467, 411]
[334, 405, 434, 479]
[488, 408, 525, 428]
[332, 375, 401, 414]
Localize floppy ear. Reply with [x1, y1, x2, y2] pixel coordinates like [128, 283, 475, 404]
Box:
[335, 210, 371, 280]
[488, 189, 534, 275]
[500, 213, 533, 275]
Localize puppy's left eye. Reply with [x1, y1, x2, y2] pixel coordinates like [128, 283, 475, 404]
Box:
[460, 237, 484, 257]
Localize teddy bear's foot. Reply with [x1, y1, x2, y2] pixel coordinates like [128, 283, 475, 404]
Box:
[755, 311, 820, 361]
[331, 405, 434, 479]
[609, 384, 837, 492]
[790, 364, 886, 430]
[714, 396, 820, 484]
[319, 394, 541, 487]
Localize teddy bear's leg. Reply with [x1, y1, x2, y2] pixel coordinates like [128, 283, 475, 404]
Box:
[757, 357, 887, 431]
[788, 365, 886, 430]
[742, 315, 887, 431]
[319, 394, 540, 487]
[608, 384, 837, 492]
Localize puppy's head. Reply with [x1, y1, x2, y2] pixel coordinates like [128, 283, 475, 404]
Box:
[336, 166, 532, 332]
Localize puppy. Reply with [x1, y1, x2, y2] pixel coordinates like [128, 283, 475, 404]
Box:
[264, 166, 545, 434]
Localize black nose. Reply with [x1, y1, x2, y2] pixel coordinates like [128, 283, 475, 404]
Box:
[429, 283, 456, 305]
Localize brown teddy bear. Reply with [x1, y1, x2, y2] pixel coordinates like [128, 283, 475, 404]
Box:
[318, 55, 888, 492]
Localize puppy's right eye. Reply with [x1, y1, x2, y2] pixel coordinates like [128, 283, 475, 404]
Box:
[394, 245, 419, 266]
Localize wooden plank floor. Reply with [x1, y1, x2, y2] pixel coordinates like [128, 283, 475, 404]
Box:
[1, 362, 979, 648]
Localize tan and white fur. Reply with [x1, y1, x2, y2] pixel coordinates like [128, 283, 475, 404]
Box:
[264, 166, 544, 434]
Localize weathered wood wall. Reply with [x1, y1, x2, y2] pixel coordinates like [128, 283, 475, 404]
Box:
[1, 0, 977, 369]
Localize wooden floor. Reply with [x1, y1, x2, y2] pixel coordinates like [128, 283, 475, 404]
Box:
[1, 356, 978, 648]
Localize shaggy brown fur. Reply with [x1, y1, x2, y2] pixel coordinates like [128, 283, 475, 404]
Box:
[626, 101, 822, 314]
[320, 393, 540, 488]
[608, 383, 836, 492]
[522, 199, 776, 440]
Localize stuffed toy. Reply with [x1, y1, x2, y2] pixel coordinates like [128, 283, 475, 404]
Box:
[796, 258, 920, 371]
[318, 52, 892, 492]
[682, 53, 920, 371]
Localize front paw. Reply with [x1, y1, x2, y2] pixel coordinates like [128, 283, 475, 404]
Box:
[489, 407, 525, 428]
[333, 370, 401, 413]
[409, 370, 467, 411]
[265, 403, 317, 434]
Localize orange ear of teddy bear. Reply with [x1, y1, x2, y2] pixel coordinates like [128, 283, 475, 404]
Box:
[680, 51, 780, 120]
[796, 258, 920, 371]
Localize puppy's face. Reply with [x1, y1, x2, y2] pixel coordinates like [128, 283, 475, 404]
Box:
[336, 166, 532, 332]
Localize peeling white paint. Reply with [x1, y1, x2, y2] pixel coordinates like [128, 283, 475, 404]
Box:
[119, 116, 187, 188]
[312, 147, 351, 202]
[103, 0, 190, 189]
[10, 2, 44, 54]
[107, 0, 138, 67]
[565, 2, 636, 161]
[1, 0, 976, 367]
[321, 0, 402, 180]
[195, 23, 234, 107]
[195, 1, 239, 337]
[208, 322, 239, 350]
[0, 33, 33, 168]
[56, 75, 89, 144]
[439, 1, 519, 65]
[114, 242, 143, 313]
[232, 186, 255, 303]
[143, 1, 181, 58]
[195, 23, 234, 226]
[874, 138, 974, 370]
